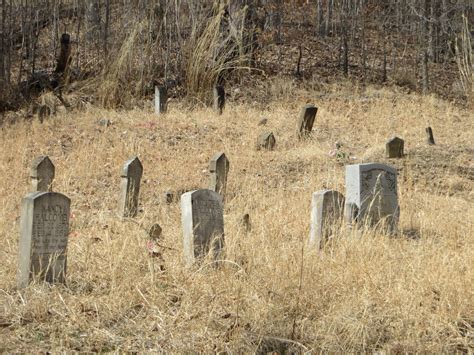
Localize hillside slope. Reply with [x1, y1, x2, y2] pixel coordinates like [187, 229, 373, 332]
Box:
[0, 84, 473, 352]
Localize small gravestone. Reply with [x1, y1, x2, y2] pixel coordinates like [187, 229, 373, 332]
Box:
[213, 85, 225, 114]
[257, 132, 276, 151]
[241, 213, 251, 233]
[345, 163, 399, 233]
[209, 152, 230, 198]
[181, 189, 224, 266]
[386, 136, 404, 158]
[426, 127, 435, 145]
[118, 157, 143, 218]
[31, 156, 55, 192]
[309, 190, 345, 249]
[296, 104, 317, 137]
[18, 191, 70, 288]
[154, 86, 167, 115]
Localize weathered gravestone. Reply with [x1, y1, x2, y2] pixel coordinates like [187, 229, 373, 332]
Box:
[118, 157, 143, 218]
[257, 131, 276, 151]
[209, 152, 230, 198]
[309, 190, 345, 249]
[213, 85, 225, 114]
[345, 163, 399, 233]
[31, 156, 55, 192]
[18, 191, 70, 288]
[296, 104, 317, 137]
[426, 126, 435, 145]
[386, 136, 404, 158]
[154, 86, 168, 115]
[180, 189, 224, 266]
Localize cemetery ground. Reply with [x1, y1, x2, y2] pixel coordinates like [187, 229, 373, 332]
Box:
[0, 82, 473, 352]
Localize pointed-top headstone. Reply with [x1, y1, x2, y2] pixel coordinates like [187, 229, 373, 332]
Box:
[213, 86, 225, 114]
[257, 131, 276, 151]
[386, 136, 405, 158]
[296, 104, 317, 137]
[31, 156, 55, 192]
[209, 152, 230, 198]
[118, 157, 143, 218]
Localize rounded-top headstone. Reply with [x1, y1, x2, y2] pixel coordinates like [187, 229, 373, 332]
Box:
[386, 136, 404, 158]
[121, 156, 143, 178]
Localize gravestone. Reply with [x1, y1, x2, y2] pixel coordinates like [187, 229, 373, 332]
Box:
[31, 156, 55, 192]
[118, 157, 143, 218]
[345, 163, 399, 233]
[180, 189, 224, 266]
[426, 127, 435, 145]
[257, 132, 276, 151]
[213, 85, 225, 114]
[18, 191, 70, 288]
[154, 86, 168, 115]
[309, 190, 345, 249]
[386, 136, 404, 158]
[296, 104, 317, 137]
[209, 152, 230, 197]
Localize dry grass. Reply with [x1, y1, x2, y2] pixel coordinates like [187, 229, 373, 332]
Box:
[0, 83, 473, 352]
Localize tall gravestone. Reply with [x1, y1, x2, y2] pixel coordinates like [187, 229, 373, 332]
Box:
[296, 104, 317, 137]
[181, 189, 224, 266]
[118, 157, 143, 218]
[386, 136, 404, 158]
[154, 86, 168, 115]
[18, 191, 70, 288]
[31, 156, 55, 192]
[309, 190, 345, 249]
[345, 163, 399, 233]
[209, 152, 230, 198]
[213, 86, 225, 114]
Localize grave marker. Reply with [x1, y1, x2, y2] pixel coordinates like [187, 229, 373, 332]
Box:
[426, 127, 435, 145]
[18, 191, 70, 288]
[154, 86, 168, 114]
[118, 157, 143, 218]
[209, 152, 230, 197]
[345, 163, 399, 233]
[213, 86, 225, 114]
[309, 190, 345, 249]
[257, 132, 276, 150]
[386, 136, 404, 158]
[180, 189, 224, 266]
[31, 156, 55, 192]
[296, 104, 317, 137]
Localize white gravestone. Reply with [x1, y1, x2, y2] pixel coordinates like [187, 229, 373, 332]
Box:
[118, 157, 143, 218]
[345, 163, 399, 233]
[181, 189, 224, 266]
[31, 156, 55, 192]
[154, 86, 167, 115]
[18, 191, 70, 288]
[309, 190, 345, 249]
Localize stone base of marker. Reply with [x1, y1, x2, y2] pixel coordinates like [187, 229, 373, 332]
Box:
[18, 191, 71, 288]
[181, 189, 224, 266]
[309, 190, 344, 249]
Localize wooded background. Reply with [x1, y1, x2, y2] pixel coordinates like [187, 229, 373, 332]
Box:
[0, 0, 472, 110]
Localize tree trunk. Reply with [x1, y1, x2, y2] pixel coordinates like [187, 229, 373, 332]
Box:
[317, 0, 324, 36]
[422, 0, 430, 94]
[325, 0, 333, 36]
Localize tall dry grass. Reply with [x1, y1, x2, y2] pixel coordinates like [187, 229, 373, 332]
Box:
[0, 83, 473, 352]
